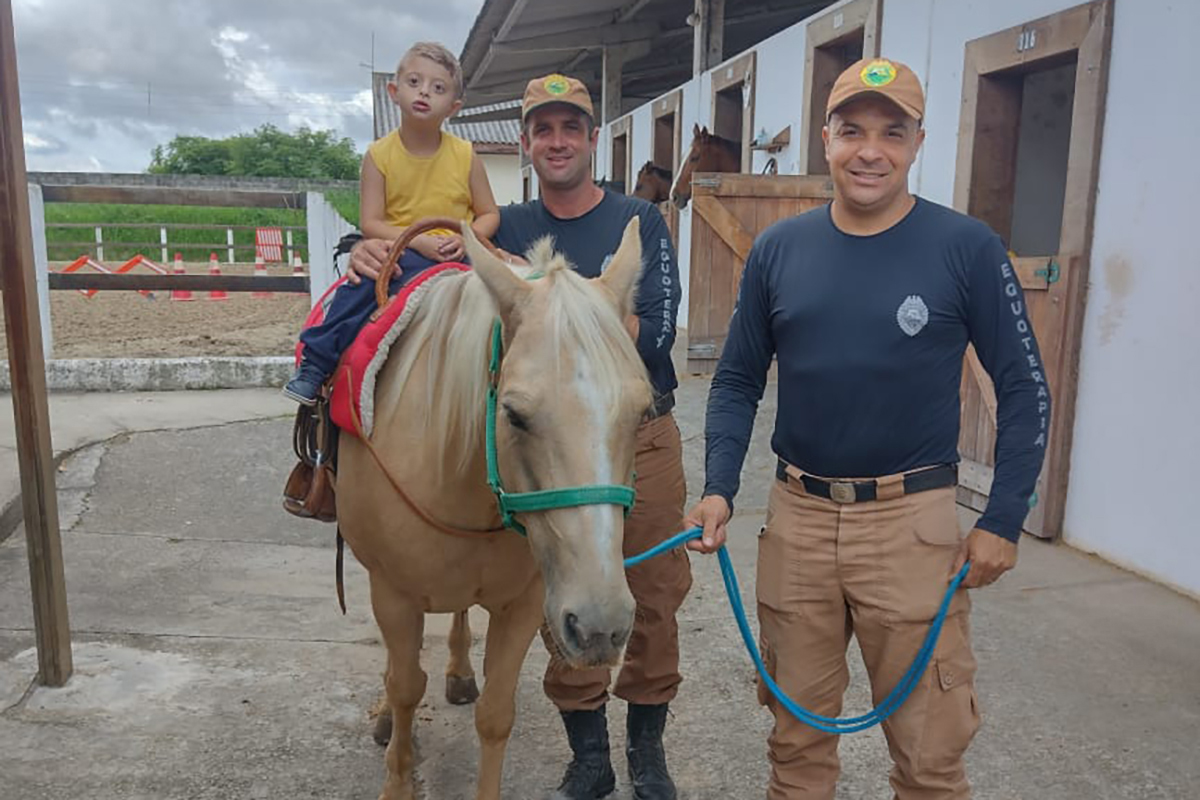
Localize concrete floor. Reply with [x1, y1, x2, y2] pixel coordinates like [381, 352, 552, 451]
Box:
[1, 379, 1198, 799]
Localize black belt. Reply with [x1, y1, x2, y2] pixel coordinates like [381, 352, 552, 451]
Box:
[775, 460, 958, 504]
[646, 391, 675, 420]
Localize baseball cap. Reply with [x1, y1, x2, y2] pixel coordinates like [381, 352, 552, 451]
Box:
[522, 73, 595, 122]
[826, 58, 924, 122]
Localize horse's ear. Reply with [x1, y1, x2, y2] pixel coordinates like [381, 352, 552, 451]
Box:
[598, 217, 642, 320]
[462, 224, 530, 318]
[693, 122, 700, 136]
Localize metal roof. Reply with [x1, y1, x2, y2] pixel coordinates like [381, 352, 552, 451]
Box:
[371, 74, 521, 153]
[457, 0, 838, 115]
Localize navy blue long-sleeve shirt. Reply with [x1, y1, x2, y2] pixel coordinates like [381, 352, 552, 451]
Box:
[704, 198, 1050, 541]
[494, 190, 680, 401]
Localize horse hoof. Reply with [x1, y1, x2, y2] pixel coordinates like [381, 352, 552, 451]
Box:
[445, 674, 480, 705]
[372, 708, 393, 747]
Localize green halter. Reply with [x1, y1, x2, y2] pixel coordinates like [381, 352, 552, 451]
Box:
[485, 318, 636, 536]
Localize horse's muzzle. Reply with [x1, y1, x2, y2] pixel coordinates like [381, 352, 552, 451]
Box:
[555, 606, 633, 668]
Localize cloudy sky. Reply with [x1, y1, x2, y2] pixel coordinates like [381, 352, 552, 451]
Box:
[12, 0, 485, 172]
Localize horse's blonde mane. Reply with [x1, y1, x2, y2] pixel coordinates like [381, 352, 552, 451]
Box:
[384, 238, 649, 474]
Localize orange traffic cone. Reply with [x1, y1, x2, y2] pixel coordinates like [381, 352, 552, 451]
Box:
[252, 254, 273, 299]
[170, 252, 194, 301]
[207, 253, 228, 301]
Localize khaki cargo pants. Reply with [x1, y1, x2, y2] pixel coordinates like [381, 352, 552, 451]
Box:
[758, 468, 980, 800]
[541, 413, 693, 710]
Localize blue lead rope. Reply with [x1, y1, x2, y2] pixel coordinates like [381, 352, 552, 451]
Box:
[624, 527, 971, 735]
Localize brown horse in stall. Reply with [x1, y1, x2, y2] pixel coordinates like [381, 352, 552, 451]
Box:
[339, 219, 653, 800]
[633, 161, 673, 203]
[670, 123, 740, 209]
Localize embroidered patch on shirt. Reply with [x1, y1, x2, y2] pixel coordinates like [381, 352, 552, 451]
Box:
[896, 294, 929, 337]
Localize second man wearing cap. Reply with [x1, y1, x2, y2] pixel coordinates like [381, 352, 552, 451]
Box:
[686, 58, 1050, 799]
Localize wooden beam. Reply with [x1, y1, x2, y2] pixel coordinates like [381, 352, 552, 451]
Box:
[493, 9, 616, 42]
[38, 185, 307, 209]
[47, 273, 310, 293]
[469, 70, 601, 97]
[616, 0, 654, 22]
[0, 0, 73, 687]
[491, 21, 662, 54]
[692, 195, 753, 263]
[467, 0, 532, 90]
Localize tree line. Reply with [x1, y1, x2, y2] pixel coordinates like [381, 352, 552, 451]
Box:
[148, 124, 360, 180]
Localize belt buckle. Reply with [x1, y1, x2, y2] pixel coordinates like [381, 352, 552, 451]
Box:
[829, 482, 857, 504]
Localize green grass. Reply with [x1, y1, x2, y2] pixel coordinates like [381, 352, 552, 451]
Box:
[42, 199, 359, 263]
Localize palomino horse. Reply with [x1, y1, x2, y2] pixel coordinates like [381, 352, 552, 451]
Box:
[670, 123, 740, 209]
[338, 218, 653, 800]
[633, 161, 673, 203]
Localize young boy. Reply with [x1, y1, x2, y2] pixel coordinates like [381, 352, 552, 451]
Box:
[284, 41, 500, 405]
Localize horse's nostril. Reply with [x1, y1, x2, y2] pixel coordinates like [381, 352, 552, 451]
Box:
[564, 613, 581, 647]
[611, 629, 627, 649]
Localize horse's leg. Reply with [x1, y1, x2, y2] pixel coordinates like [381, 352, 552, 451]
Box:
[474, 582, 544, 800]
[372, 653, 394, 746]
[370, 574, 427, 800]
[446, 609, 480, 705]
[373, 609, 478, 749]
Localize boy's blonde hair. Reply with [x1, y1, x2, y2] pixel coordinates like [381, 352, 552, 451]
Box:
[396, 42, 464, 99]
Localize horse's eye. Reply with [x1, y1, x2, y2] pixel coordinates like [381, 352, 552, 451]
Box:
[504, 405, 531, 432]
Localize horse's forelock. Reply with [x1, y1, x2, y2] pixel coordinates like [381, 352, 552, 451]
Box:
[525, 237, 572, 277]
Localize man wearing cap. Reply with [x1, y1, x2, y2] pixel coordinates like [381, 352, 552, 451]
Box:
[685, 58, 1050, 799]
[349, 73, 690, 800]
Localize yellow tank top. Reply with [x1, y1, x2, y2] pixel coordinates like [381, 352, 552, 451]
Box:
[367, 130, 475, 236]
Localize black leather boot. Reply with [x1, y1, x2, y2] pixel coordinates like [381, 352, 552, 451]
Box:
[626, 703, 677, 800]
[548, 707, 617, 800]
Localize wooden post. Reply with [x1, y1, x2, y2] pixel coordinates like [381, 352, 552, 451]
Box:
[94, 225, 103, 262]
[602, 46, 625, 127]
[225, 227, 234, 264]
[159, 225, 167, 263]
[0, 0, 73, 686]
[692, 0, 725, 76]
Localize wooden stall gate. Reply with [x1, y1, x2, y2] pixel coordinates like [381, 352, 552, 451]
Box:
[686, 173, 833, 374]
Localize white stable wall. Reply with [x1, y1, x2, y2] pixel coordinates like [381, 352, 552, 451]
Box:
[1052, 0, 1199, 597]
[884, 0, 1200, 596]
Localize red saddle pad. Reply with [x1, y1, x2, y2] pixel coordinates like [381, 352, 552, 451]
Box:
[296, 263, 470, 438]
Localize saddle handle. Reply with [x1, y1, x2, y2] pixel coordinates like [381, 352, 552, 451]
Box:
[375, 218, 503, 310]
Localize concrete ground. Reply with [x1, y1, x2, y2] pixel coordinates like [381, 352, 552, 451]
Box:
[1, 378, 1198, 799]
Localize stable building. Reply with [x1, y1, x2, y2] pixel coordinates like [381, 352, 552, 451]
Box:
[459, 0, 1200, 599]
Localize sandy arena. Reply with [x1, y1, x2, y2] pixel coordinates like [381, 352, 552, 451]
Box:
[1, 261, 313, 360]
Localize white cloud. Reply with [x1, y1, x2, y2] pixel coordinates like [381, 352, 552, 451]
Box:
[14, 0, 485, 172]
[218, 26, 250, 43]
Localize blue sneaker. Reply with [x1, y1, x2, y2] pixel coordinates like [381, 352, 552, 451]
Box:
[282, 360, 327, 406]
